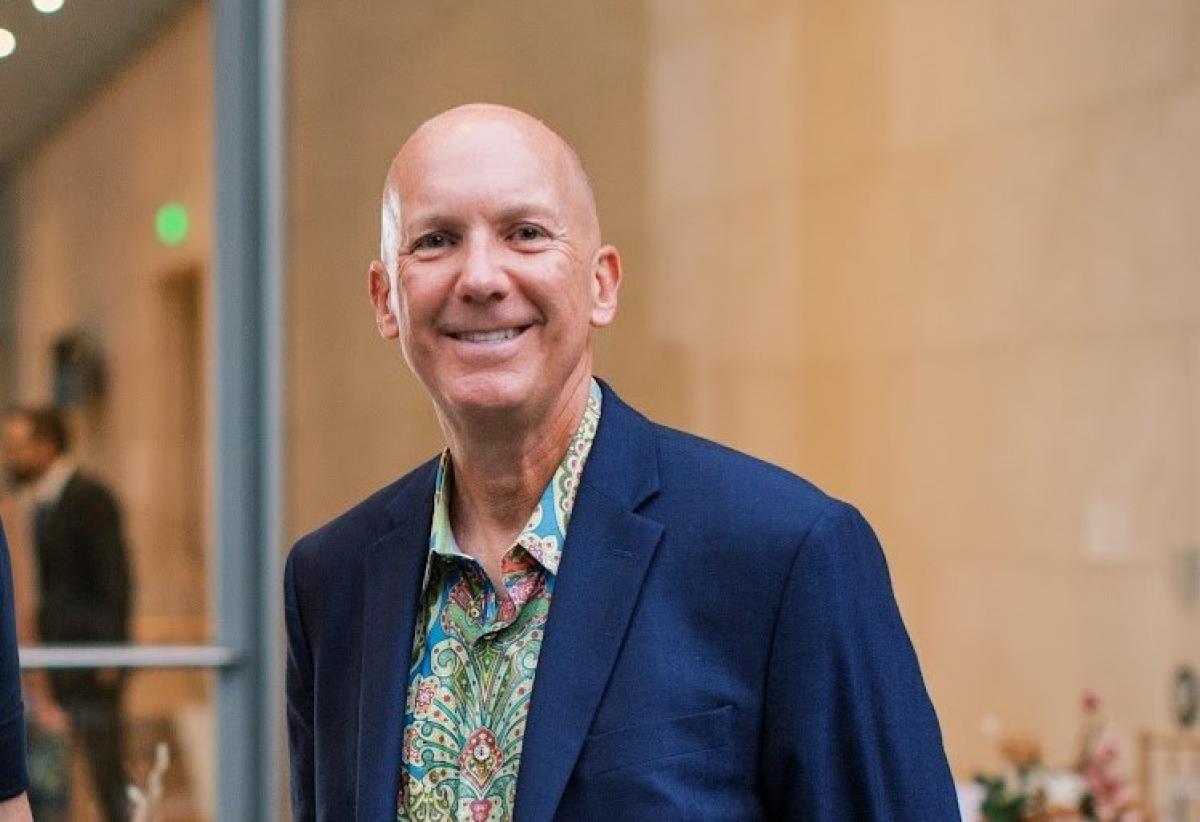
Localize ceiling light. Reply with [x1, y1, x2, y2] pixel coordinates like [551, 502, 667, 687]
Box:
[0, 29, 15, 59]
[33, 0, 65, 13]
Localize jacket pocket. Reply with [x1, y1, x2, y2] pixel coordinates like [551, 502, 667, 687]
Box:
[578, 703, 733, 778]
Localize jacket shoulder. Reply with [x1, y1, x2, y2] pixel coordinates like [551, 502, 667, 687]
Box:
[63, 471, 119, 507]
[652, 423, 834, 512]
[644, 421, 861, 563]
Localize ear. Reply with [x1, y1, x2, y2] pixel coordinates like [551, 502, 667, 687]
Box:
[589, 245, 622, 328]
[368, 260, 400, 340]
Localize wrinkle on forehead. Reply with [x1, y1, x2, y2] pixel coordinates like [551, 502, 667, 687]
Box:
[380, 104, 599, 271]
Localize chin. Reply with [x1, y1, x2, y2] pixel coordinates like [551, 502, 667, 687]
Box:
[437, 370, 536, 416]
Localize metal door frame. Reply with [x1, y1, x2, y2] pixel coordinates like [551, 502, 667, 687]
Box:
[212, 0, 286, 818]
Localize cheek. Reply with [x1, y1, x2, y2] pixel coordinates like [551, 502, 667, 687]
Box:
[559, 281, 597, 328]
[530, 260, 594, 319]
[395, 272, 440, 327]
[394, 279, 451, 370]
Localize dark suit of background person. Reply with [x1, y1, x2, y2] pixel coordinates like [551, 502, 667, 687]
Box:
[286, 383, 960, 821]
[1, 408, 132, 822]
[37, 471, 132, 820]
[0, 524, 33, 820]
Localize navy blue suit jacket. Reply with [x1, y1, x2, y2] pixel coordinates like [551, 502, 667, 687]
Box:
[0, 523, 29, 800]
[285, 382, 959, 820]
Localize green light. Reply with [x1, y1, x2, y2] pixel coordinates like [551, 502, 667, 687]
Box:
[155, 202, 189, 246]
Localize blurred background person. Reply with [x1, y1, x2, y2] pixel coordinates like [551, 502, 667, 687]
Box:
[1, 407, 133, 822]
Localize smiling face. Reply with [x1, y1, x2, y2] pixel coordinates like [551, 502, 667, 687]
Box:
[370, 106, 620, 427]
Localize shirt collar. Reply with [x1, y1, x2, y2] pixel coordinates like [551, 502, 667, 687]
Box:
[32, 456, 75, 506]
[427, 378, 604, 578]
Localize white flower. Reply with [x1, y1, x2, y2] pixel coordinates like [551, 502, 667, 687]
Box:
[1031, 768, 1088, 808]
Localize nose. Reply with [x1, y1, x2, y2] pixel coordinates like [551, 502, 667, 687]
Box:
[454, 231, 509, 304]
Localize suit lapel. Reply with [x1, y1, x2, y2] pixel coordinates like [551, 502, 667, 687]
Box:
[514, 383, 663, 822]
[355, 464, 436, 820]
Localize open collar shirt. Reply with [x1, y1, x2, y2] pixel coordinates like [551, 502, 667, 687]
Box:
[28, 457, 75, 548]
[397, 379, 602, 821]
[31, 457, 75, 508]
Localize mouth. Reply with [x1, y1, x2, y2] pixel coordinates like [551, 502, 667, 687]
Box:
[447, 325, 531, 344]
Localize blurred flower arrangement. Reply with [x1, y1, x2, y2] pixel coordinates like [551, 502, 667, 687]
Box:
[128, 742, 169, 822]
[973, 691, 1150, 822]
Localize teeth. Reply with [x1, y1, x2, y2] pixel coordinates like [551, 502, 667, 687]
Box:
[456, 328, 521, 343]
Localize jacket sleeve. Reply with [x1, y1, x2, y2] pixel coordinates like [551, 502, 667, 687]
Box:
[285, 547, 316, 822]
[759, 501, 959, 820]
[0, 524, 29, 800]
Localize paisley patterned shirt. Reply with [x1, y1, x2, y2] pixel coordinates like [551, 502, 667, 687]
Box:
[397, 380, 603, 821]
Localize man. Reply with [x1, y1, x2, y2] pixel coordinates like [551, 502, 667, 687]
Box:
[0, 523, 32, 822]
[286, 103, 959, 820]
[1, 407, 132, 822]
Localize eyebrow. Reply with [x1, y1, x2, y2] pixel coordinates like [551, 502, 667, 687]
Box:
[404, 199, 564, 239]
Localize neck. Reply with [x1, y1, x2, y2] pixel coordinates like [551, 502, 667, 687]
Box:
[440, 366, 592, 560]
[32, 455, 74, 503]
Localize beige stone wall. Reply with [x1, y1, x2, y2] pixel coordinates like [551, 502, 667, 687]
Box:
[791, 0, 1200, 774]
[289, 0, 1200, 782]
[648, 0, 1200, 774]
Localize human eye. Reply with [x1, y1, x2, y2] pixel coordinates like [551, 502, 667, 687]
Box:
[412, 231, 455, 253]
[508, 223, 551, 246]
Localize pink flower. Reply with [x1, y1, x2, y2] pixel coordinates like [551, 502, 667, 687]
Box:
[403, 726, 423, 766]
[416, 678, 437, 709]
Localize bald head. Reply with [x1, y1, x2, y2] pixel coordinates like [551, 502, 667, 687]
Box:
[380, 104, 599, 275]
[366, 102, 623, 429]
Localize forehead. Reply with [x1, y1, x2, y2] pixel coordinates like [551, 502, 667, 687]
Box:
[394, 119, 571, 220]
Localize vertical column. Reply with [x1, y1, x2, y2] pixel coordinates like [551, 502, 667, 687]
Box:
[212, 0, 285, 819]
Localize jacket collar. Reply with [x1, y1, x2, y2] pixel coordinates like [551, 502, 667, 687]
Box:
[513, 380, 663, 821]
[356, 459, 437, 820]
